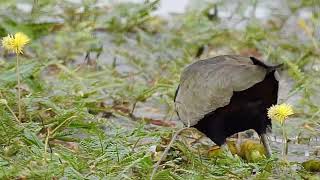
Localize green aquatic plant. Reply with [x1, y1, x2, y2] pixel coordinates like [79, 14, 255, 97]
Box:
[0, 0, 319, 179]
[2, 32, 30, 122]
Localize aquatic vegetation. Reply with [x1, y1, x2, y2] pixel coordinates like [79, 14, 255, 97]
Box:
[1, 32, 30, 121]
[302, 160, 320, 172]
[268, 103, 294, 156]
[0, 0, 319, 179]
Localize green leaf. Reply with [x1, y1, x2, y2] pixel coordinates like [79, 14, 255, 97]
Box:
[0, 17, 56, 39]
[153, 169, 175, 180]
[0, 61, 39, 86]
[22, 129, 44, 148]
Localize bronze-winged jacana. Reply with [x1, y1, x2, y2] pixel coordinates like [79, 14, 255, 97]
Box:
[174, 55, 281, 157]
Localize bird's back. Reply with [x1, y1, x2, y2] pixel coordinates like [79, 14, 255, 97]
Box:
[175, 55, 268, 127]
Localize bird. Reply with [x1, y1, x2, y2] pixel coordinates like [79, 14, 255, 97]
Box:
[174, 55, 281, 157]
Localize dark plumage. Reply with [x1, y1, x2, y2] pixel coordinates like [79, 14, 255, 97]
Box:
[174, 55, 281, 157]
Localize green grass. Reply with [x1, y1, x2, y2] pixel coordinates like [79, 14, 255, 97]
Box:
[0, 0, 319, 179]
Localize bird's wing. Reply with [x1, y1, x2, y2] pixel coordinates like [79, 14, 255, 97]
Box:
[175, 55, 267, 126]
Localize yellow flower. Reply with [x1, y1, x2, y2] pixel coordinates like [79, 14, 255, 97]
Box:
[267, 103, 294, 124]
[1, 32, 30, 54]
[2, 34, 14, 49]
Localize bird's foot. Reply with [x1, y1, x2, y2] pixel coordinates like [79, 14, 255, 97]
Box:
[220, 143, 233, 157]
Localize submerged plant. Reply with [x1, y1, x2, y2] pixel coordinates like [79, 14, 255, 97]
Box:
[1, 32, 30, 122]
[268, 103, 294, 156]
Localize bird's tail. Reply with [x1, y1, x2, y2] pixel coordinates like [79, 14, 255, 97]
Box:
[250, 56, 283, 73]
[266, 63, 283, 73]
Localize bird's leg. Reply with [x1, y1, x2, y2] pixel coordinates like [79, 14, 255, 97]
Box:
[190, 134, 205, 146]
[260, 133, 272, 157]
[236, 133, 242, 154]
[220, 143, 233, 156]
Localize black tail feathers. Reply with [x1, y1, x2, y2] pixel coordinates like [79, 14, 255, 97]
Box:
[250, 56, 283, 73]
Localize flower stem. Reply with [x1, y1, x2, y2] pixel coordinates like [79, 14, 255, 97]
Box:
[281, 123, 288, 156]
[44, 128, 50, 163]
[16, 54, 21, 122]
